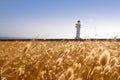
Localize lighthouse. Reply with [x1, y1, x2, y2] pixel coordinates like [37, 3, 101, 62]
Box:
[75, 20, 81, 39]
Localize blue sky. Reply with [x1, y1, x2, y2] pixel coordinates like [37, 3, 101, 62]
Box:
[0, 0, 120, 39]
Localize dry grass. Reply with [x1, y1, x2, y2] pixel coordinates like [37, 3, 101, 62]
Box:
[0, 40, 120, 80]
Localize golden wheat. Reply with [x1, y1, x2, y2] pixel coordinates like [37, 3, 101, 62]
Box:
[99, 50, 110, 66]
[0, 41, 120, 80]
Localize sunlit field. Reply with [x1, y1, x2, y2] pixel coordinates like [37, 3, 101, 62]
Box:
[0, 40, 120, 80]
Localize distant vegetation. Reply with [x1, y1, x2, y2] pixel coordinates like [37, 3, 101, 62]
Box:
[0, 40, 120, 80]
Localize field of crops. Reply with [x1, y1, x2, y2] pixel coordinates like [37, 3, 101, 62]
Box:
[0, 40, 120, 80]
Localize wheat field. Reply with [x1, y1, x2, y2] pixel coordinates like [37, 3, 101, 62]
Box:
[0, 40, 120, 80]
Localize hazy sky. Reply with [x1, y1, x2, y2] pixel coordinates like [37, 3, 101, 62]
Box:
[0, 0, 120, 39]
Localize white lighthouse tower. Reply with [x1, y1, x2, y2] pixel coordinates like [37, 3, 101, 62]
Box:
[75, 20, 81, 39]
